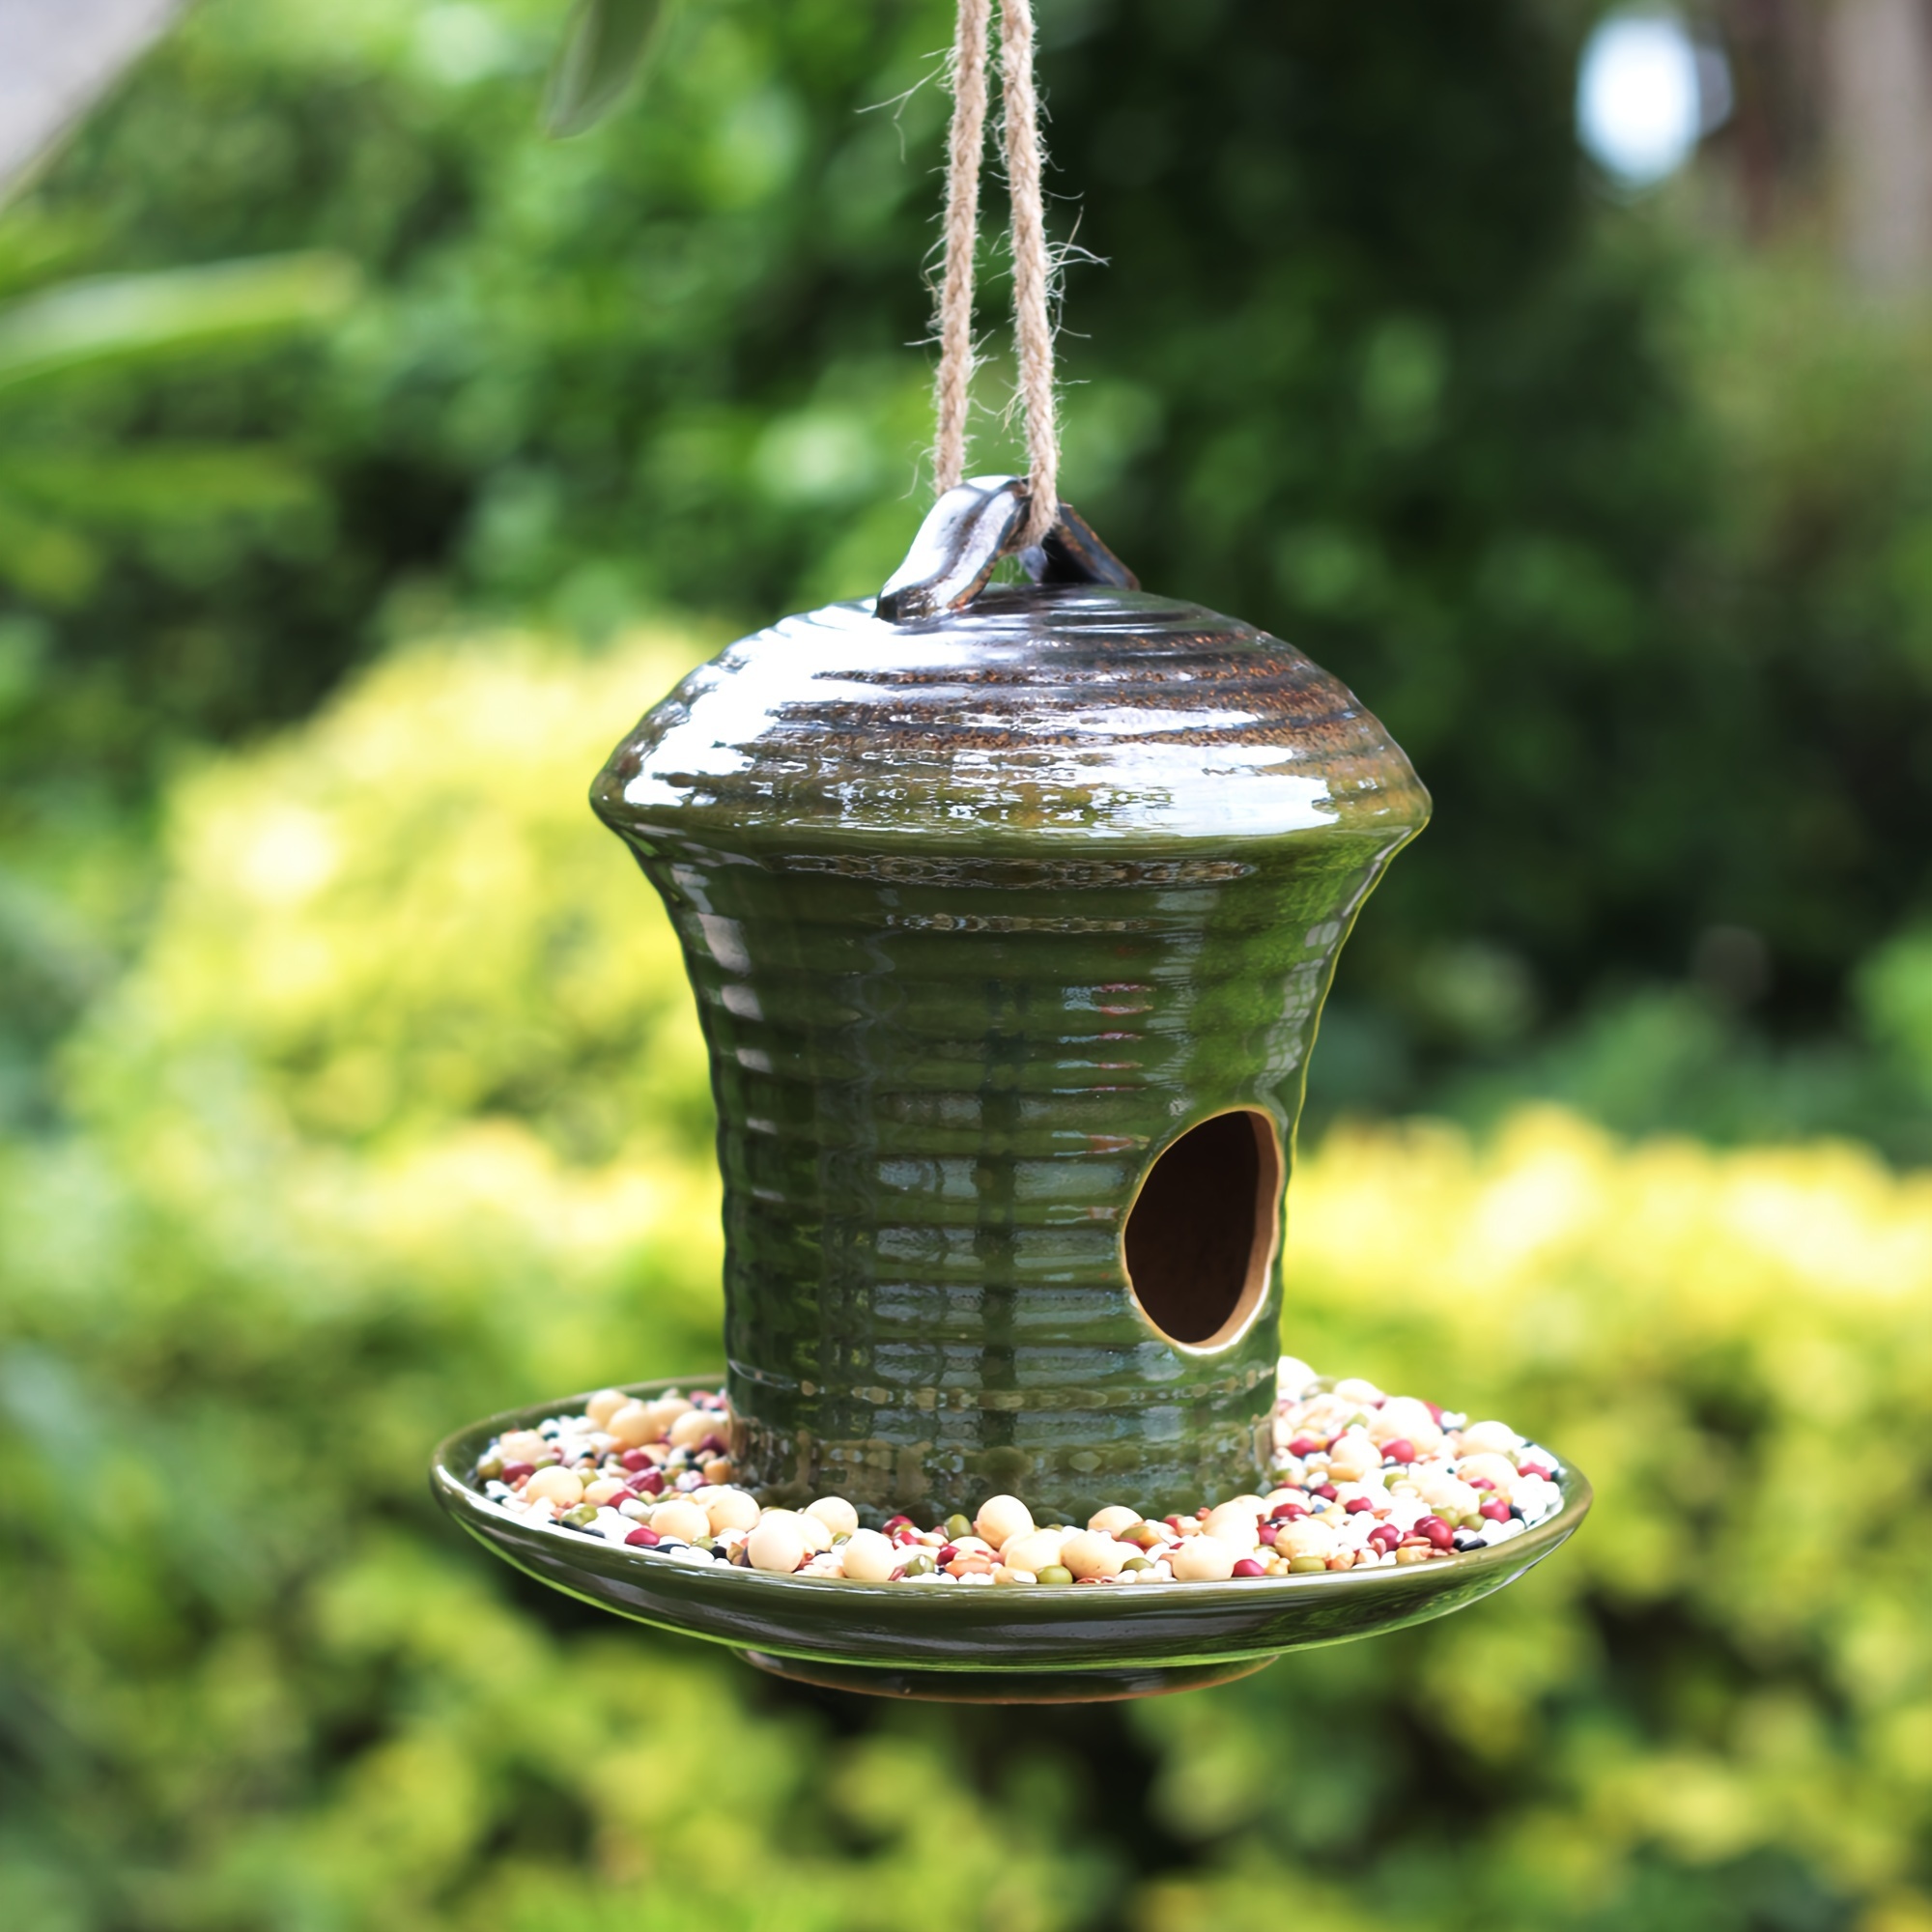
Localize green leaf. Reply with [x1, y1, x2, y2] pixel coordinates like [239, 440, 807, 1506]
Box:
[0, 444, 318, 523]
[543, 0, 669, 139]
[0, 252, 359, 393]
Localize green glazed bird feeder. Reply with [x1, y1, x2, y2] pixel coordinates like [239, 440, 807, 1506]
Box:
[432, 0, 1590, 1699]
[592, 477, 1428, 1524]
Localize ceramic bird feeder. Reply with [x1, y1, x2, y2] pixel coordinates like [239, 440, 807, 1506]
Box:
[432, 479, 1590, 1701]
[591, 478, 1429, 1525]
[433, 3, 1590, 1699]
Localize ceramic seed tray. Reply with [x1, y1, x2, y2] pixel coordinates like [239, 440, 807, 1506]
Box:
[431, 1379, 1593, 1703]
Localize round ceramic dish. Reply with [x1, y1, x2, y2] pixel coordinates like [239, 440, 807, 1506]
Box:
[431, 1378, 1593, 1703]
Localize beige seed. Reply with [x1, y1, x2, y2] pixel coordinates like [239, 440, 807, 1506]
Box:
[497, 1430, 550, 1464]
[993, 1565, 1037, 1586]
[1460, 1419, 1520, 1456]
[582, 1477, 629, 1508]
[838, 1527, 899, 1581]
[645, 1396, 694, 1438]
[606, 1402, 657, 1448]
[1272, 1517, 1338, 1559]
[805, 1496, 860, 1538]
[668, 1407, 720, 1451]
[1059, 1531, 1132, 1579]
[584, 1388, 628, 1428]
[1457, 1451, 1520, 1491]
[1171, 1536, 1237, 1581]
[524, 1466, 583, 1508]
[648, 1498, 711, 1543]
[746, 1513, 809, 1574]
[1202, 1501, 1264, 1551]
[1087, 1505, 1142, 1537]
[1325, 1431, 1382, 1484]
[1001, 1530, 1066, 1576]
[975, 1494, 1035, 1549]
[700, 1456, 734, 1485]
[706, 1489, 761, 1535]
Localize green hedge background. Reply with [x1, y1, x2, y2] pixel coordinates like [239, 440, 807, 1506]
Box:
[4, 2, 1932, 1926]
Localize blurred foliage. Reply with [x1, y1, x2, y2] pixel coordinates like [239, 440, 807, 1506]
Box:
[7, 0, 1932, 1143]
[5, 630, 1932, 1930]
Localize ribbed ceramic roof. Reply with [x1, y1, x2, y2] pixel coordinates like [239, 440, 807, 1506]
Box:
[593, 582, 1429, 848]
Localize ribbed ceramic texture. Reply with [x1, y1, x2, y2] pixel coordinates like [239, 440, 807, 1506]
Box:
[592, 584, 1429, 1522]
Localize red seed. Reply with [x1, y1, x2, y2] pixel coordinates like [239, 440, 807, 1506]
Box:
[1519, 1461, 1553, 1482]
[1384, 1438, 1417, 1464]
[889, 1566, 907, 1582]
[1418, 1517, 1454, 1549]
[700, 1434, 729, 1455]
[624, 1526, 660, 1548]
[1258, 1522, 1279, 1546]
[1288, 1435, 1322, 1457]
[1480, 1499, 1511, 1522]
[620, 1448, 652, 1471]
[629, 1470, 666, 1495]
[1164, 1515, 1187, 1532]
[1315, 1483, 1340, 1502]
[1345, 1496, 1373, 1514]
[882, 1515, 913, 1533]
[935, 1545, 958, 1566]
[1466, 1476, 1495, 1491]
[1231, 1558, 1267, 1578]
[1270, 1502, 1308, 1521]
[501, 1462, 535, 1481]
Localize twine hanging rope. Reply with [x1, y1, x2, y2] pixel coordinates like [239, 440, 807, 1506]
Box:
[931, 0, 1060, 546]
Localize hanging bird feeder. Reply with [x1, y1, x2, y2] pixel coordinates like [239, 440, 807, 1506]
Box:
[434, 0, 1588, 1700]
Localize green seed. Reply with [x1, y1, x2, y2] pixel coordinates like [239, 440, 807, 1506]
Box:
[1122, 1556, 1153, 1573]
[477, 1453, 505, 1481]
[946, 1514, 974, 1541]
[1289, 1554, 1327, 1574]
[1037, 1564, 1074, 1586]
[901, 1553, 936, 1577]
[561, 1504, 599, 1527]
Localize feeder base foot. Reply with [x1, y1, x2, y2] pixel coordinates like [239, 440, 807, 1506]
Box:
[734, 1649, 1276, 1703]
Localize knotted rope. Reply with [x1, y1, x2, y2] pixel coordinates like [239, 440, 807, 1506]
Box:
[931, 0, 1060, 546]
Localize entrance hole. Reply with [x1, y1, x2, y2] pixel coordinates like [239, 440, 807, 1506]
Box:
[1122, 1109, 1281, 1350]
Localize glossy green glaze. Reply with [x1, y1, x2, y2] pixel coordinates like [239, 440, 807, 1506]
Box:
[592, 582, 1429, 1521]
[430, 1381, 1592, 1701]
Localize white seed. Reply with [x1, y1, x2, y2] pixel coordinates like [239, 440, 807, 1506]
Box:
[1087, 1505, 1142, 1537]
